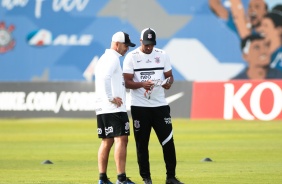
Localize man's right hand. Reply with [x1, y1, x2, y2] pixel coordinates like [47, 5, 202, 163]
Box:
[111, 97, 123, 107]
[143, 80, 155, 90]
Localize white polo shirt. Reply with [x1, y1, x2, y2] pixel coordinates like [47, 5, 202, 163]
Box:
[95, 49, 126, 115]
[123, 47, 172, 107]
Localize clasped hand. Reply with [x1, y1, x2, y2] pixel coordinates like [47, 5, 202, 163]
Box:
[111, 97, 123, 107]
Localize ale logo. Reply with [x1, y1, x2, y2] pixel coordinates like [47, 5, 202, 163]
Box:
[27, 29, 52, 46]
[0, 22, 15, 54]
[27, 29, 93, 46]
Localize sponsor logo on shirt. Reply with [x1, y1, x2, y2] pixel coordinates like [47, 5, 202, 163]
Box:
[95, 108, 102, 112]
[140, 71, 155, 75]
[155, 49, 162, 53]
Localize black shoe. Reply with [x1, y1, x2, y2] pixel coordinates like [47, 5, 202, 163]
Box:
[116, 177, 135, 184]
[143, 177, 152, 184]
[166, 177, 184, 184]
[126, 177, 135, 184]
[98, 178, 113, 184]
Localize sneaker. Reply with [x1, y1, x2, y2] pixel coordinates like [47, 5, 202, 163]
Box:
[166, 177, 184, 184]
[143, 177, 152, 184]
[98, 178, 113, 184]
[126, 177, 135, 184]
[116, 180, 126, 184]
[116, 177, 135, 184]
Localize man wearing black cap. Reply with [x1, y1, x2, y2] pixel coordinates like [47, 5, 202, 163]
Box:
[95, 31, 136, 184]
[123, 28, 184, 184]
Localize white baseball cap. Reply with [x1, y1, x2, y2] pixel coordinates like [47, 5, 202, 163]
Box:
[112, 31, 136, 47]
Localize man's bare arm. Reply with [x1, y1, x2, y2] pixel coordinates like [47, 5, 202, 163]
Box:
[123, 73, 154, 90]
[209, 0, 229, 19]
[230, 0, 250, 38]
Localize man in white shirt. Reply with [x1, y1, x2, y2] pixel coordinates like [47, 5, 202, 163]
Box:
[95, 31, 135, 184]
[123, 28, 184, 184]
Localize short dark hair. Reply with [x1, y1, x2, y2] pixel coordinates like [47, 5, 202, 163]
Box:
[272, 4, 282, 12]
[264, 4, 282, 27]
[241, 34, 264, 52]
[264, 3, 268, 11]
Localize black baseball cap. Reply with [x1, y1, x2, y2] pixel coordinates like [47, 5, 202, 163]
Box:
[112, 31, 136, 47]
[140, 28, 156, 45]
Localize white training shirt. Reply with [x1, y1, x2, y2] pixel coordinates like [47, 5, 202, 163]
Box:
[123, 47, 172, 107]
[94, 49, 127, 115]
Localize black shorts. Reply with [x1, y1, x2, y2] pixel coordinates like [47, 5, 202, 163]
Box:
[97, 112, 130, 138]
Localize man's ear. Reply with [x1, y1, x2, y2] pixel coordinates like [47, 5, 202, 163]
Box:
[242, 53, 248, 62]
[278, 26, 282, 35]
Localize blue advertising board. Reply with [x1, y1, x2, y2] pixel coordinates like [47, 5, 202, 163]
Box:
[0, 0, 281, 81]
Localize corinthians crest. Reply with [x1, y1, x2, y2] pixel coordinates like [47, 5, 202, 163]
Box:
[0, 22, 15, 53]
[134, 120, 140, 128]
[155, 57, 160, 63]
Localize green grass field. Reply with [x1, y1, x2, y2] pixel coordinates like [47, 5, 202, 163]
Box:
[0, 118, 282, 184]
